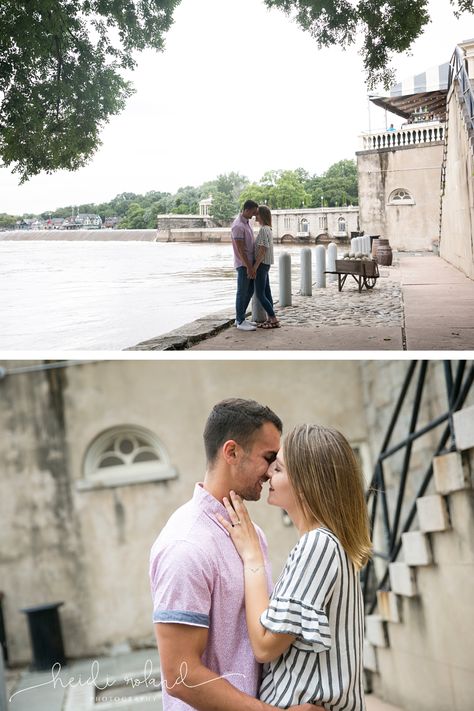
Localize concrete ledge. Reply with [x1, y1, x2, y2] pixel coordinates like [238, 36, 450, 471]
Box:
[125, 311, 236, 351]
[434, 451, 472, 494]
[416, 494, 450, 533]
[366, 614, 389, 648]
[377, 590, 402, 623]
[402, 530, 433, 566]
[364, 640, 378, 672]
[389, 562, 418, 597]
[453, 405, 474, 451]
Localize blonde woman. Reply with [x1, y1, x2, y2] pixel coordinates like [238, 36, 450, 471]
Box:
[254, 205, 279, 328]
[217, 424, 371, 710]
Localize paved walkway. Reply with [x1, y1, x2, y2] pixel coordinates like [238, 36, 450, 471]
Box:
[187, 253, 474, 351]
[5, 648, 403, 711]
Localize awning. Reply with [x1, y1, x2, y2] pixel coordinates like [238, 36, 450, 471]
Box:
[370, 63, 449, 121]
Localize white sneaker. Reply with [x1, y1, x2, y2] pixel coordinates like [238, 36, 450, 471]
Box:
[235, 319, 257, 326]
[236, 320, 257, 331]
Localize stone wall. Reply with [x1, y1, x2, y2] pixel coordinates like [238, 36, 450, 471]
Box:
[440, 79, 474, 279]
[357, 142, 444, 251]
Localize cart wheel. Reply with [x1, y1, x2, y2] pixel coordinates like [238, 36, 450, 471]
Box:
[364, 277, 377, 289]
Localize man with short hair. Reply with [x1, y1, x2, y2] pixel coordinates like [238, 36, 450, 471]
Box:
[232, 200, 259, 331]
[150, 399, 317, 711]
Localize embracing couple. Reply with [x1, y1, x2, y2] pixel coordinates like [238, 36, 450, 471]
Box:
[232, 200, 279, 331]
[149, 398, 371, 710]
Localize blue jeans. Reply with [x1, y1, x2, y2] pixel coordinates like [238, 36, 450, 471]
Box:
[255, 263, 275, 319]
[236, 266, 254, 324]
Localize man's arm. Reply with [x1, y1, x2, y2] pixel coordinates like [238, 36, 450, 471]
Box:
[235, 239, 255, 278]
[155, 623, 320, 711]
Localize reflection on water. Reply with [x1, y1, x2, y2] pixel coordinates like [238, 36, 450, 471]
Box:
[0, 241, 313, 350]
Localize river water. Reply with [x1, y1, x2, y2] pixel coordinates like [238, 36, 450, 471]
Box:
[0, 241, 311, 350]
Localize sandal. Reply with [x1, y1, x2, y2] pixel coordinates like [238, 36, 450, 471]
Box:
[259, 320, 280, 329]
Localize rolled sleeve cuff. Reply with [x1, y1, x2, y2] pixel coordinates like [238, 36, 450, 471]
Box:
[153, 610, 210, 627]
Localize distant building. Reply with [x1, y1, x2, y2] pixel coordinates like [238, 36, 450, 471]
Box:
[271, 207, 359, 243]
[104, 216, 120, 229]
[63, 214, 102, 230]
[199, 196, 213, 216]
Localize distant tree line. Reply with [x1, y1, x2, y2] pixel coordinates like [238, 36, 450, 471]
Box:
[0, 159, 358, 230]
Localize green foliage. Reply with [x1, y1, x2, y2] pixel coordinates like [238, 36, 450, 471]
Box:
[0, 0, 179, 182]
[209, 192, 239, 222]
[263, 1, 471, 88]
[0, 212, 18, 229]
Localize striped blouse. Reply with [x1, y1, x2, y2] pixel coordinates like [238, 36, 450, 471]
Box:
[259, 527, 365, 710]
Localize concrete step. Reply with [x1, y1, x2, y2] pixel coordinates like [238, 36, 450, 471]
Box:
[434, 450, 472, 494]
[416, 494, 450, 533]
[377, 590, 401, 623]
[431, 489, 474, 565]
[402, 530, 433, 566]
[364, 639, 378, 672]
[453, 404, 474, 450]
[366, 614, 389, 648]
[389, 562, 417, 597]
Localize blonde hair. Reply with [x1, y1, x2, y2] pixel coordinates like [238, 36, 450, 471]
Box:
[284, 424, 372, 570]
[257, 205, 272, 227]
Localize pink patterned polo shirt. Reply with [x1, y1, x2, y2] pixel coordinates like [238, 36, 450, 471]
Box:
[149, 483, 272, 711]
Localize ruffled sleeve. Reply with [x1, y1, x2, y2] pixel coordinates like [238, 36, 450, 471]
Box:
[259, 529, 340, 652]
[260, 596, 332, 652]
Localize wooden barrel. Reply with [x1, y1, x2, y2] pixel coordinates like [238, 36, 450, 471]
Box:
[376, 238, 393, 266]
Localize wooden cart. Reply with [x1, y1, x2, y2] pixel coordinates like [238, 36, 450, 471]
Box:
[326, 259, 380, 293]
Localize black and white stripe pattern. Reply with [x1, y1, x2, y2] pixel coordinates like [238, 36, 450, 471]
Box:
[390, 63, 449, 97]
[259, 528, 365, 710]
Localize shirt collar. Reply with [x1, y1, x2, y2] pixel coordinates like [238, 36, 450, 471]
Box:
[193, 483, 231, 535]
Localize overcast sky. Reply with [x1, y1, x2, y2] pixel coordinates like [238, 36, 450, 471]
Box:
[0, 0, 471, 215]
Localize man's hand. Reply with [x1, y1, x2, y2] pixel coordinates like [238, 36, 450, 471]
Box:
[247, 265, 256, 279]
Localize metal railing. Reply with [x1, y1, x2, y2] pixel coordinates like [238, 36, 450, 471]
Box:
[449, 46, 474, 134]
[362, 360, 474, 614]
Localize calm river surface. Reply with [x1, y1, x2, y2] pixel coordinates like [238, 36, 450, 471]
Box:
[1, 241, 311, 350]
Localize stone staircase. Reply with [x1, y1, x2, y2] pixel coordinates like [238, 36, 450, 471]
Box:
[363, 404, 474, 711]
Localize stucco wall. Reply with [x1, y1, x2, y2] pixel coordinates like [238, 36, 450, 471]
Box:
[357, 143, 444, 251]
[440, 81, 474, 279]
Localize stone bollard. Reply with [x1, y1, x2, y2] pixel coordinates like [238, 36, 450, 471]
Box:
[300, 248, 312, 296]
[327, 242, 337, 282]
[251, 292, 267, 323]
[364, 235, 371, 254]
[350, 237, 357, 253]
[279, 253, 292, 307]
[314, 245, 326, 288]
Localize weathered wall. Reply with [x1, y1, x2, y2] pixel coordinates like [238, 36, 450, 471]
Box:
[360, 360, 474, 711]
[0, 360, 366, 664]
[357, 143, 444, 251]
[440, 80, 474, 279]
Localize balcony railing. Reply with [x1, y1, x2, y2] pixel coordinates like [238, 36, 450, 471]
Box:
[360, 122, 445, 151]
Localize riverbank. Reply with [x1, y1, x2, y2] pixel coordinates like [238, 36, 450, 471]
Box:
[128, 253, 474, 351]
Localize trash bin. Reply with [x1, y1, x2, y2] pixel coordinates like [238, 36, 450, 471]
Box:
[21, 602, 66, 671]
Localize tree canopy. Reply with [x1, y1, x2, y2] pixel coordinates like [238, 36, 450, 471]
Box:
[264, 1, 473, 88]
[0, 0, 179, 182]
[1, 1, 471, 181]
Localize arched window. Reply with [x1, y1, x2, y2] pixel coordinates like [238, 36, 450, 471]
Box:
[299, 218, 309, 233]
[338, 217, 346, 232]
[388, 188, 415, 205]
[79, 425, 177, 490]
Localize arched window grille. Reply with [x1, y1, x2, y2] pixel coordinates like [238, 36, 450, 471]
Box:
[80, 425, 177, 490]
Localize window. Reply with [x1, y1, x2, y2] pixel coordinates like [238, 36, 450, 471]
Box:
[338, 217, 346, 232]
[388, 188, 415, 205]
[79, 425, 176, 490]
[284, 217, 291, 230]
[319, 216, 327, 230]
[299, 218, 309, 233]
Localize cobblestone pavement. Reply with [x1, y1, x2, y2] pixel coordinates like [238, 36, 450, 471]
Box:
[275, 270, 403, 328]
